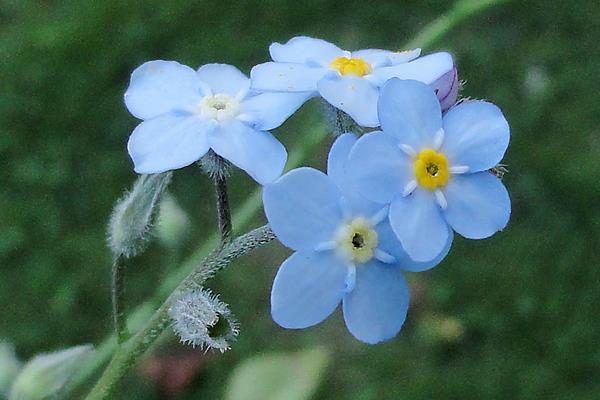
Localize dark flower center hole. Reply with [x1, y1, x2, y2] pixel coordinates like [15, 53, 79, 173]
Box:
[212, 102, 227, 110]
[352, 233, 365, 249]
[426, 162, 439, 177]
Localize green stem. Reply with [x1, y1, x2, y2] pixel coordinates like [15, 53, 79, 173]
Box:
[213, 171, 232, 244]
[85, 225, 274, 400]
[111, 254, 129, 343]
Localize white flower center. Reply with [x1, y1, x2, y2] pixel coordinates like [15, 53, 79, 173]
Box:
[198, 93, 240, 121]
[334, 217, 378, 264]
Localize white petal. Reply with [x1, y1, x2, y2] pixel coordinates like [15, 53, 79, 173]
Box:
[124, 60, 207, 120]
[240, 91, 313, 131]
[250, 62, 328, 93]
[269, 36, 345, 66]
[317, 75, 380, 127]
[196, 63, 250, 97]
[208, 120, 287, 185]
[127, 113, 212, 173]
[372, 52, 454, 86]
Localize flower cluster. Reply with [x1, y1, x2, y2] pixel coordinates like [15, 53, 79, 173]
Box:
[125, 36, 510, 345]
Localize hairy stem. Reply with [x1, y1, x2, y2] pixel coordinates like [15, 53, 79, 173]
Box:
[111, 255, 129, 343]
[213, 172, 232, 243]
[84, 225, 275, 400]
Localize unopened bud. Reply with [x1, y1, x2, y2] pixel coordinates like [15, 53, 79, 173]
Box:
[432, 66, 459, 111]
[9, 344, 94, 400]
[108, 172, 172, 257]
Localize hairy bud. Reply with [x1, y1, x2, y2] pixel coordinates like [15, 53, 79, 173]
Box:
[9, 345, 94, 400]
[199, 150, 231, 180]
[108, 172, 172, 258]
[169, 289, 239, 352]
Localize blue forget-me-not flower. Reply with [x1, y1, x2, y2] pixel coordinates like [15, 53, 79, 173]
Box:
[263, 133, 451, 344]
[125, 61, 311, 184]
[349, 79, 511, 263]
[251, 36, 457, 127]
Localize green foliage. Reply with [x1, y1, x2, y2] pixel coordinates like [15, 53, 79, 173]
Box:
[1, 0, 599, 399]
[224, 348, 330, 400]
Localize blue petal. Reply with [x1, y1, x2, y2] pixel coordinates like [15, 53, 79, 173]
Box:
[372, 52, 454, 86]
[441, 101, 510, 172]
[124, 60, 207, 120]
[262, 167, 344, 252]
[269, 36, 345, 66]
[378, 79, 443, 150]
[347, 131, 411, 204]
[327, 133, 358, 191]
[389, 189, 450, 262]
[208, 120, 287, 184]
[196, 63, 249, 97]
[318, 75, 380, 127]
[342, 261, 409, 344]
[271, 251, 347, 329]
[251, 62, 327, 92]
[127, 113, 212, 173]
[352, 48, 420, 67]
[376, 219, 452, 272]
[240, 91, 313, 131]
[443, 172, 511, 239]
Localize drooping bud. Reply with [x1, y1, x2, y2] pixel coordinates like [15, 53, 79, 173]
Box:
[108, 172, 172, 257]
[169, 289, 239, 352]
[9, 345, 94, 400]
[431, 66, 459, 111]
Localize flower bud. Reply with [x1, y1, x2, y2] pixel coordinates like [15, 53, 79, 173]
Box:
[431, 66, 459, 111]
[108, 172, 172, 257]
[169, 289, 239, 352]
[9, 345, 94, 400]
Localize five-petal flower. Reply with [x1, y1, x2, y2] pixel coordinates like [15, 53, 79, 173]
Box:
[349, 79, 511, 262]
[125, 61, 311, 184]
[251, 36, 457, 127]
[263, 133, 451, 344]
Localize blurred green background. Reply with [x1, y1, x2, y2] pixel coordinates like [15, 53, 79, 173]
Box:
[1, 0, 599, 398]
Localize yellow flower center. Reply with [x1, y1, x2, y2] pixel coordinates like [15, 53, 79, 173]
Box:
[414, 149, 449, 190]
[330, 56, 372, 77]
[335, 217, 378, 263]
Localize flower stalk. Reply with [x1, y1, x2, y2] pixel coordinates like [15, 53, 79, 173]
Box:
[85, 225, 275, 400]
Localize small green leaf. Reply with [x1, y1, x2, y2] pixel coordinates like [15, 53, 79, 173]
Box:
[224, 348, 330, 400]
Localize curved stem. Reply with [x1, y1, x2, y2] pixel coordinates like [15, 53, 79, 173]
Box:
[111, 254, 129, 343]
[85, 225, 275, 400]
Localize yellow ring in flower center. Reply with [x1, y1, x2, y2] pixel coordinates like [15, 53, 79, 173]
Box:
[335, 217, 378, 263]
[330, 56, 372, 77]
[414, 149, 449, 190]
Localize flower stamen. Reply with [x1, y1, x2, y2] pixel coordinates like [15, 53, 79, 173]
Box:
[330, 56, 372, 77]
[414, 149, 449, 190]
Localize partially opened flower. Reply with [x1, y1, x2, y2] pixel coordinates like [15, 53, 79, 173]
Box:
[125, 61, 310, 184]
[263, 134, 450, 344]
[349, 79, 511, 262]
[251, 36, 457, 127]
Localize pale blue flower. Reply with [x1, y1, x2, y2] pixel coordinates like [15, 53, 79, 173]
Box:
[263, 133, 450, 344]
[349, 79, 511, 262]
[125, 61, 310, 184]
[251, 36, 457, 127]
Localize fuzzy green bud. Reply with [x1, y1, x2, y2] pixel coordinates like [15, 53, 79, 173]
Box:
[108, 172, 172, 258]
[9, 345, 94, 400]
